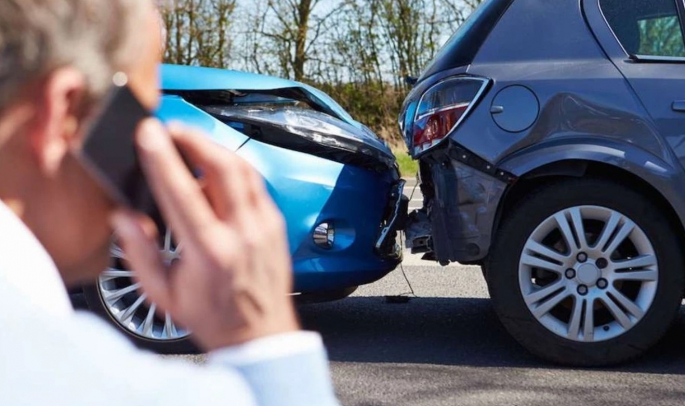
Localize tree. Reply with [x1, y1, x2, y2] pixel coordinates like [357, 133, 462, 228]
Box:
[438, 0, 483, 31]
[161, 0, 237, 68]
[638, 15, 685, 57]
[259, 0, 345, 81]
[374, 0, 443, 89]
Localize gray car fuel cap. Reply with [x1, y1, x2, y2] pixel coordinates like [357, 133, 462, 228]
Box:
[490, 85, 540, 133]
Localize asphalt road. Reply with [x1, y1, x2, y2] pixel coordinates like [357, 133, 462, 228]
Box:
[173, 260, 685, 406]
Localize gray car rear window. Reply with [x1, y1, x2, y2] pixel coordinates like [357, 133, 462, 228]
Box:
[601, 0, 685, 57]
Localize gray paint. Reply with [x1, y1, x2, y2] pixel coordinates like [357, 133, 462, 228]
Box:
[402, 0, 685, 264]
[490, 85, 539, 133]
[426, 154, 506, 263]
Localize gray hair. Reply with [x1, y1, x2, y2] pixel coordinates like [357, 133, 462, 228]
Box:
[0, 0, 148, 114]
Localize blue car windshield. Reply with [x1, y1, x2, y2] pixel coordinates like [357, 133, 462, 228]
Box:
[419, 0, 514, 81]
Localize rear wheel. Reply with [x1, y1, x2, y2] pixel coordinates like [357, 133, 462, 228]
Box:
[486, 178, 684, 366]
[83, 227, 197, 354]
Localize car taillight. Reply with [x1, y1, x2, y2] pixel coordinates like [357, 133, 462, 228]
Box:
[412, 76, 489, 155]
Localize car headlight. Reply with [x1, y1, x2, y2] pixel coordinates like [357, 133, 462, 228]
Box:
[205, 106, 396, 172]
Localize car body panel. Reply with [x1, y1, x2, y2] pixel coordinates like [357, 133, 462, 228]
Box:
[156, 95, 248, 151]
[158, 65, 401, 292]
[237, 140, 400, 292]
[404, 151, 506, 263]
[451, 0, 671, 164]
[402, 0, 685, 264]
[498, 137, 685, 224]
[584, 0, 685, 173]
[161, 64, 357, 127]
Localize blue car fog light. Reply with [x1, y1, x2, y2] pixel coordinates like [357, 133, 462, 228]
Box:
[313, 222, 335, 249]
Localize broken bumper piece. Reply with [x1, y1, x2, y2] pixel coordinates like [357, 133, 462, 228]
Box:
[376, 180, 409, 260]
[404, 147, 511, 265]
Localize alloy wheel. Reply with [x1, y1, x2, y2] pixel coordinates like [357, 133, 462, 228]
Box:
[98, 228, 190, 341]
[519, 205, 657, 342]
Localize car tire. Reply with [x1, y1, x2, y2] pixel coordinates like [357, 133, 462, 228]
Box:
[486, 178, 684, 366]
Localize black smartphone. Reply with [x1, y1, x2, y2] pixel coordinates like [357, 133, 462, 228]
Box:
[79, 83, 158, 216]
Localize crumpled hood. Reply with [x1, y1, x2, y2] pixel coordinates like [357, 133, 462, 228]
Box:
[159, 64, 396, 173]
[161, 64, 357, 128]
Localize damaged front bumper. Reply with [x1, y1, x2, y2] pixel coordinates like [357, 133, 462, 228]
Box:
[376, 180, 409, 259]
[405, 145, 513, 265]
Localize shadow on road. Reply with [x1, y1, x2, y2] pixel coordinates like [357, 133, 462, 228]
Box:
[298, 296, 685, 375]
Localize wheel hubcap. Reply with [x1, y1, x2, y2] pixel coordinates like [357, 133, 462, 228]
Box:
[518, 206, 658, 343]
[99, 228, 190, 342]
[576, 263, 600, 286]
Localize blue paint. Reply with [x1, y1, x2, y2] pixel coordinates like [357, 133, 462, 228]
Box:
[236, 140, 398, 292]
[157, 65, 400, 293]
[161, 64, 357, 128]
[156, 95, 248, 152]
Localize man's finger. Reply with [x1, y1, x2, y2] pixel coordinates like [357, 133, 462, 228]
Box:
[136, 119, 216, 242]
[111, 210, 172, 311]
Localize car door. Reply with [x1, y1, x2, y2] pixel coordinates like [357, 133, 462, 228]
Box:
[591, 0, 685, 163]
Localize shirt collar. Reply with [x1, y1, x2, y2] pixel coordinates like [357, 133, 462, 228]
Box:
[0, 201, 74, 316]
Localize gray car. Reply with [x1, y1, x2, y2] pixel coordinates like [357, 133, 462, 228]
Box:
[401, 0, 685, 366]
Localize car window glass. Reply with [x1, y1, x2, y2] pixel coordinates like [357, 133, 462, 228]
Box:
[638, 15, 685, 56]
[601, 0, 685, 57]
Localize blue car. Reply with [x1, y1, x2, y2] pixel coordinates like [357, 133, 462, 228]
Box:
[82, 64, 406, 353]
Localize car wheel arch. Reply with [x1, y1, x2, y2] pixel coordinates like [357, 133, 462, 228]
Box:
[491, 155, 685, 268]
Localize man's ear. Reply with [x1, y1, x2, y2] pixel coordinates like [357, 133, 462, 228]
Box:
[27, 67, 86, 175]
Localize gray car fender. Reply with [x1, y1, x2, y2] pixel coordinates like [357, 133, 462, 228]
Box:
[496, 137, 685, 230]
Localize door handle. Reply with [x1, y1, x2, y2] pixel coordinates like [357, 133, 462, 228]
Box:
[672, 101, 685, 112]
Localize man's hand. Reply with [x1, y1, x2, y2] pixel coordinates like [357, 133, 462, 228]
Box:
[111, 119, 299, 351]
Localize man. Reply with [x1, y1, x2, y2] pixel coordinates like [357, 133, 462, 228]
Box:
[0, 1, 339, 405]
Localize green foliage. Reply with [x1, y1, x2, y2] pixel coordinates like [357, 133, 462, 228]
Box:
[315, 80, 404, 141]
[638, 16, 685, 57]
[394, 148, 420, 178]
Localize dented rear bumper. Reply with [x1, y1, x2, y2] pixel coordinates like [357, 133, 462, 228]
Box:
[405, 145, 512, 264]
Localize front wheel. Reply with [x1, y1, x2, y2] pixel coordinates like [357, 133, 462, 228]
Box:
[486, 178, 684, 366]
[83, 227, 197, 354]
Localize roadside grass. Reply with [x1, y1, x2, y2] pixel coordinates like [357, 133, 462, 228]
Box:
[393, 147, 419, 179]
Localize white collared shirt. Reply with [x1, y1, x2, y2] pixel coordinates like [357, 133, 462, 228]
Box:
[0, 202, 338, 406]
